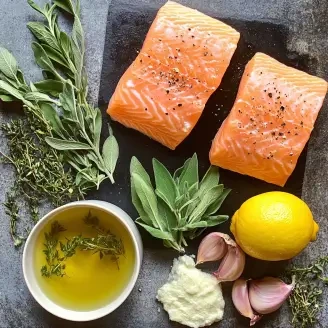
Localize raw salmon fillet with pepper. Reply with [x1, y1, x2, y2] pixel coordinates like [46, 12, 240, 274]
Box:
[210, 52, 327, 186]
[107, 1, 240, 149]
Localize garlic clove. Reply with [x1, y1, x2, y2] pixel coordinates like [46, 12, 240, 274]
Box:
[249, 277, 295, 314]
[196, 232, 228, 265]
[232, 279, 261, 326]
[213, 244, 246, 282]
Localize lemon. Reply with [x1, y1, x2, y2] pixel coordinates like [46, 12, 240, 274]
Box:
[230, 191, 319, 261]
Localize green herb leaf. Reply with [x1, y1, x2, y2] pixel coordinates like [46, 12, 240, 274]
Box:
[189, 185, 224, 223]
[102, 131, 119, 174]
[0, 47, 18, 80]
[153, 158, 176, 209]
[41, 44, 69, 68]
[45, 137, 91, 150]
[53, 0, 74, 14]
[31, 42, 60, 79]
[136, 219, 174, 242]
[205, 188, 231, 216]
[27, 0, 45, 15]
[40, 103, 65, 137]
[0, 94, 15, 102]
[34, 80, 63, 96]
[59, 31, 71, 54]
[132, 173, 162, 229]
[130, 156, 152, 187]
[25, 91, 58, 104]
[27, 22, 60, 51]
[0, 81, 25, 102]
[178, 153, 198, 191]
[93, 109, 102, 148]
[157, 198, 177, 232]
[199, 166, 219, 195]
[59, 81, 77, 118]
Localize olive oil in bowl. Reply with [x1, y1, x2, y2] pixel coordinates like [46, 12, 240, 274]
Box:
[34, 205, 136, 311]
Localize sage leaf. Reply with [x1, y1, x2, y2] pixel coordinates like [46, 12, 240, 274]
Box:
[205, 188, 231, 216]
[173, 164, 185, 182]
[189, 185, 224, 224]
[130, 157, 152, 187]
[32, 42, 59, 79]
[34, 80, 63, 96]
[41, 103, 65, 137]
[102, 128, 119, 174]
[72, 17, 84, 52]
[153, 158, 176, 209]
[204, 214, 229, 226]
[136, 219, 174, 242]
[60, 31, 71, 54]
[29, 82, 38, 92]
[93, 109, 102, 148]
[27, 22, 60, 52]
[0, 81, 25, 102]
[27, 0, 45, 15]
[59, 81, 77, 118]
[0, 47, 18, 80]
[131, 178, 152, 226]
[25, 91, 58, 104]
[199, 166, 219, 195]
[41, 44, 69, 68]
[71, 41, 82, 82]
[16, 69, 26, 85]
[0, 94, 15, 102]
[45, 137, 91, 150]
[86, 152, 105, 171]
[132, 173, 162, 230]
[156, 189, 176, 213]
[158, 198, 177, 231]
[53, 0, 74, 14]
[178, 153, 198, 192]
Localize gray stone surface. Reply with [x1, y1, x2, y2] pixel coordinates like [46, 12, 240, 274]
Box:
[0, 0, 328, 328]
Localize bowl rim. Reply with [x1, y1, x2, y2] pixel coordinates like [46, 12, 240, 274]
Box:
[22, 200, 142, 322]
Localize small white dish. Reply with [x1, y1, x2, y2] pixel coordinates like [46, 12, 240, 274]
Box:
[22, 200, 143, 322]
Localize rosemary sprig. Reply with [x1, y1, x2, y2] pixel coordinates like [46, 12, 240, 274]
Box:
[41, 214, 125, 278]
[286, 256, 328, 327]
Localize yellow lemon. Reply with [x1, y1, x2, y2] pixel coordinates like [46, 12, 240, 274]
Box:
[230, 191, 319, 261]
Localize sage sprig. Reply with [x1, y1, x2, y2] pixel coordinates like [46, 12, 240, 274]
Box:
[130, 154, 231, 252]
[0, 0, 119, 246]
[0, 0, 119, 189]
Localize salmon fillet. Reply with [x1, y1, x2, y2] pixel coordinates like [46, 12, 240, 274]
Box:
[210, 52, 327, 186]
[107, 1, 240, 150]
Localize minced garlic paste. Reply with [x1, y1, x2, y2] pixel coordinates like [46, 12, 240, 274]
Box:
[157, 255, 225, 328]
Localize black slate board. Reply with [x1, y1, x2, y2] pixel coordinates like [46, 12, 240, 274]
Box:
[90, 1, 312, 327]
[97, 1, 311, 240]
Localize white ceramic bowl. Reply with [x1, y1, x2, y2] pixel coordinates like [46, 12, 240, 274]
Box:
[22, 200, 143, 321]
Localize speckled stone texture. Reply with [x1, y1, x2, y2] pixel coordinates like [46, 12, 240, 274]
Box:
[0, 0, 328, 327]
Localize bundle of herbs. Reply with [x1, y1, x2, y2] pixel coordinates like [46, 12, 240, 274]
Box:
[0, 0, 119, 246]
[130, 154, 231, 252]
[285, 256, 328, 328]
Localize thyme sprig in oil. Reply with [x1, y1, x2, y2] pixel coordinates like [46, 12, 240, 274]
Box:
[41, 213, 125, 278]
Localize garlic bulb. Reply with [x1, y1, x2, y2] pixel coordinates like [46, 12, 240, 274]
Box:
[196, 232, 245, 282]
[232, 279, 261, 326]
[249, 277, 295, 314]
